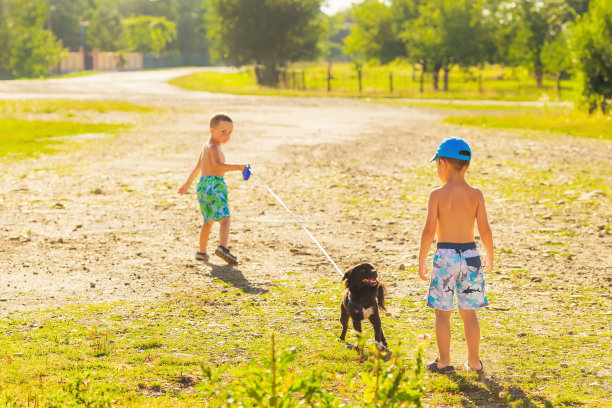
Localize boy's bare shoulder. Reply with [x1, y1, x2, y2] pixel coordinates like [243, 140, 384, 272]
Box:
[469, 185, 485, 198]
[428, 186, 444, 198]
[203, 142, 219, 155]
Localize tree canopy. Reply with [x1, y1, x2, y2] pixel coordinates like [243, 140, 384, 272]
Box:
[571, 0, 612, 113]
[0, 0, 63, 78]
[207, 0, 323, 86]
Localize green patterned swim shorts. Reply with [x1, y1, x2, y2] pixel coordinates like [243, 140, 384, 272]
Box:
[196, 176, 229, 222]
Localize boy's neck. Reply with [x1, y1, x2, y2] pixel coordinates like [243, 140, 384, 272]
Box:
[442, 171, 467, 184]
[208, 137, 219, 145]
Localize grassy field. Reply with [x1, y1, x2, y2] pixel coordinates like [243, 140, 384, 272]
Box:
[1, 267, 609, 407]
[169, 67, 611, 140]
[0, 119, 124, 159]
[2, 80, 610, 407]
[0, 99, 156, 115]
[169, 63, 579, 102]
[443, 109, 612, 141]
[0, 100, 154, 160]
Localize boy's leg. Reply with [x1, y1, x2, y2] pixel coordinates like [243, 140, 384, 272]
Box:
[434, 309, 453, 367]
[458, 308, 482, 370]
[200, 219, 214, 253]
[218, 216, 230, 248]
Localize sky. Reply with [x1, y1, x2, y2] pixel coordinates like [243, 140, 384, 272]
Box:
[321, 0, 364, 15]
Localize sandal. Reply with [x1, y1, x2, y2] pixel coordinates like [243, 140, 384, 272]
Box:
[426, 358, 455, 374]
[464, 360, 484, 374]
[195, 252, 209, 262]
[215, 245, 238, 265]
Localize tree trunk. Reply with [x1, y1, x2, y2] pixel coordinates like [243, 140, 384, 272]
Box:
[419, 61, 426, 93]
[556, 72, 562, 99]
[535, 70, 543, 88]
[432, 64, 441, 91]
[443, 66, 450, 92]
[256, 63, 280, 86]
[534, 57, 543, 88]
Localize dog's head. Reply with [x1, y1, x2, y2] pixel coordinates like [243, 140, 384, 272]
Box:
[342, 263, 378, 289]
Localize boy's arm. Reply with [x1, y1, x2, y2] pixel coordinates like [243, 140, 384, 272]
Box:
[209, 144, 246, 173]
[475, 189, 494, 272]
[418, 190, 438, 281]
[177, 152, 202, 195]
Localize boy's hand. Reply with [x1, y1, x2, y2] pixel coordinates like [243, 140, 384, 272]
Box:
[418, 263, 429, 281]
[177, 184, 188, 195]
[483, 253, 493, 272]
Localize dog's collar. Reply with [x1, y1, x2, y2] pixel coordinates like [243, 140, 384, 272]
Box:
[348, 296, 364, 320]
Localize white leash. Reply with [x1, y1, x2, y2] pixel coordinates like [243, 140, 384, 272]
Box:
[249, 169, 344, 277]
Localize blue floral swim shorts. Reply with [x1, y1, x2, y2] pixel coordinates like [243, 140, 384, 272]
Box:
[196, 176, 229, 222]
[426, 242, 489, 311]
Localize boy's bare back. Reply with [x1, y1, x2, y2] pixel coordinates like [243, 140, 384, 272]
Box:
[431, 181, 487, 243]
[200, 143, 226, 178]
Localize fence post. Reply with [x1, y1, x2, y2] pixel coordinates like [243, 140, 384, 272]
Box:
[302, 70, 306, 90]
[327, 66, 332, 92]
[389, 72, 393, 93]
[292, 70, 296, 89]
[358, 68, 362, 93]
[479, 72, 483, 94]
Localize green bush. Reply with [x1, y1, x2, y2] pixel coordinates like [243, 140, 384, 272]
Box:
[197, 333, 425, 407]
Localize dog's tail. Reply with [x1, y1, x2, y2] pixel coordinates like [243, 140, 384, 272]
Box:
[377, 283, 387, 311]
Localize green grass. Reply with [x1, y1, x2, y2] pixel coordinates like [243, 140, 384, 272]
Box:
[169, 63, 579, 102]
[0, 99, 156, 114]
[18, 70, 105, 80]
[1, 274, 609, 407]
[0, 119, 124, 159]
[444, 109, 612, 140]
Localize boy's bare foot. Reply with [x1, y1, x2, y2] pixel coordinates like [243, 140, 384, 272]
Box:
[215, 246, 238, 265]
[426, 357, 455, 374]
[195, 252, 209, 262]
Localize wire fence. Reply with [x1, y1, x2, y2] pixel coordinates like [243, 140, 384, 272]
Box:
[255, 65, 573, 99]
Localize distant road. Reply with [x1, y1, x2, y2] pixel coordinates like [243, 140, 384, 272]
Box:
[0, 67, 235, 101]
[0, 67, 572, 107]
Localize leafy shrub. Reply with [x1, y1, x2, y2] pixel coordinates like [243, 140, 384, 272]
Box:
[44, 376, 113, 408]
[197, 333, 425, 407]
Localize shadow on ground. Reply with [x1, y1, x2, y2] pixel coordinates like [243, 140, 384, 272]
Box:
[446, 371, 553, 408]
[209, 263, 269, 294]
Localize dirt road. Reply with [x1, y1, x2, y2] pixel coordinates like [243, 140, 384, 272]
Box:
[0, 69, 610, 318]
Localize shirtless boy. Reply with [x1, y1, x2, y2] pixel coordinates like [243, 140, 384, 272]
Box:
[418, 137, 494, 374]
[178, 113, 247, 265]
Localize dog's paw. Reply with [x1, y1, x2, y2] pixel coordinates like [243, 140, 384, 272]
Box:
[376, 342, 388, 352]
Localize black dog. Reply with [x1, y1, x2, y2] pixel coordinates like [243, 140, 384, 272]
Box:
[339, 263, 387, 349]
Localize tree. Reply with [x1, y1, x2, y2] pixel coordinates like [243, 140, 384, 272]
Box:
[121, 15, 176, 55]
[402, 0, 490, 92]
[571, 0, 612, 113]
[86, 0, 123, 51]
[318, 10, 352, 62]
[173, 0, 209, 64]
[542, 28, 572, 98]
[207, 0, 323, 86]
[0, 0, 63, 78]
[437, 0, 493, 91]
[494, 0, 574, 87]
[344, 0, 406, 64]
[47, 0, 94, 51]
[402, 1, 444, 91]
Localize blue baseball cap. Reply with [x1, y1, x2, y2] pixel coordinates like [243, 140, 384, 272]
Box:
[430, 137, 472, 162]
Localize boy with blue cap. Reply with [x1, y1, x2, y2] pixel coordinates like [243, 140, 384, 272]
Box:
[418, 137, 494, 374]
